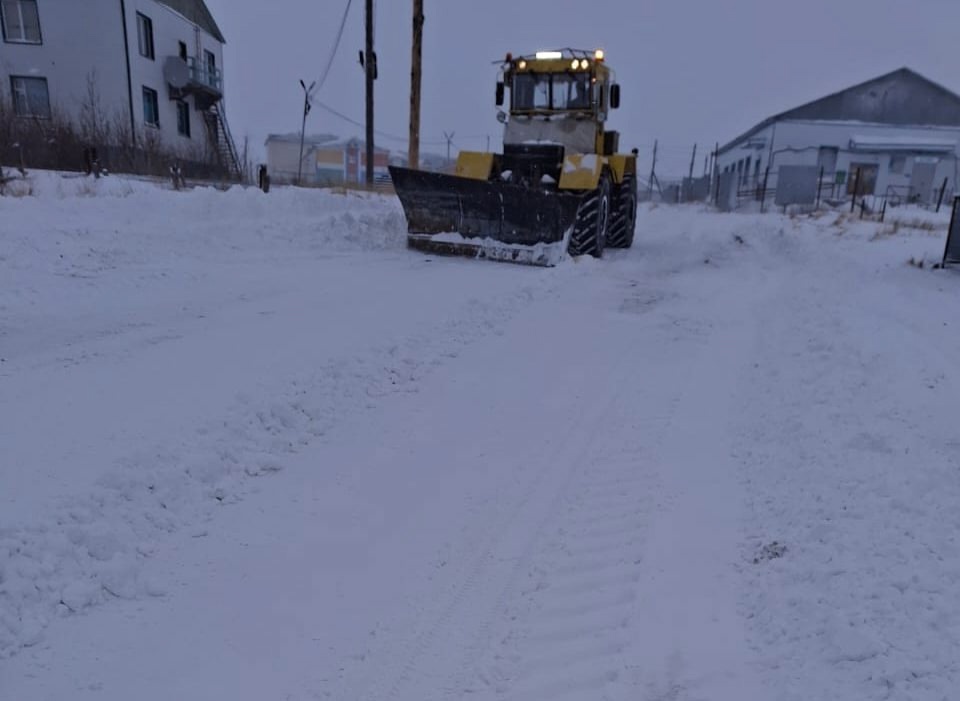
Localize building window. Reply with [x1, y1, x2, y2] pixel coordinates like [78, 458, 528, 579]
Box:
[1, 0, 42, 43]
[10, 75, 50, 117]
[136, 12, 154, 59]
[176, 100, 190, 137]
[142, 86, 159, 127]
[178, 40, 187, 61]
[890, 155, 906, 174]
[0, 0, 42, 44]
[203, 49, 217, 87]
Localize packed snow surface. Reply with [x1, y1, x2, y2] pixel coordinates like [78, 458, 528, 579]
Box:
[1, 173, 959, 700]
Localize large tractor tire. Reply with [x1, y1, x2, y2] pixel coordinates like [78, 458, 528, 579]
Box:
[607, 173, 637, 249]
[568, 170, 612, 258]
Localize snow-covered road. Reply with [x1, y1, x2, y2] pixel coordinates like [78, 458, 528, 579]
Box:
[2, 177, 959, 700]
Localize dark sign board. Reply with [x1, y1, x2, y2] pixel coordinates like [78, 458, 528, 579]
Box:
[944, 197, 960, 267]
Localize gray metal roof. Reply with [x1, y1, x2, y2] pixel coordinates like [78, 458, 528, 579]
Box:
[156, 0, 225, 43]
[719, 68, 960, 155]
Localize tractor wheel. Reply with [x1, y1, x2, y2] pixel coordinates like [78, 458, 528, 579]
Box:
[607, 173, 637, 249]
[568, 170, 612, 258]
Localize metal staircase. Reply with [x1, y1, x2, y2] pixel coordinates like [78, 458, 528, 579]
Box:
[204, 102, 243, 182]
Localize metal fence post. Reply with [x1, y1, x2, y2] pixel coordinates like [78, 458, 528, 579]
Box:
[943, 196, 960, 267]
[816, 166, 824, 209]
[936, 177, 949, 212]
[850, 167, 862, 213]
[760, 167, 770, 214]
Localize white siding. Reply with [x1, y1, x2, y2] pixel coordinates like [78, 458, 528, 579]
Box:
[125, 0, 223, 148]
[0, 0, 129, 123]
[719, 119, 960, 201]
[1, 0, 224, 151]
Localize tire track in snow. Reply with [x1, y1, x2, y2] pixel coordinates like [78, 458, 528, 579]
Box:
[355, 356, 631, 701]
[435, 330, 681, 698]
[0, 270, 563, 661]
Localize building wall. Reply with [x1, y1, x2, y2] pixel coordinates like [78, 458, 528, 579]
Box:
[266, 139, 391, 185]
[265, 139, 313, 183]
[315, 147, 344, 185]
[344, 142, 389, 185]
[718, 120, 960, 201]
[0, 0, 129, 123]
[124, 0, 223, 148]
[1, 0, 223, 152]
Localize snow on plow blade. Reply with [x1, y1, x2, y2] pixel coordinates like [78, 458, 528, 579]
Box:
[389, 166, 582, 266]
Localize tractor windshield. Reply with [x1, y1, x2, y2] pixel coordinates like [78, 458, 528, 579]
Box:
[512, 73, 550, 111]
[512, 72, 592, 112]
[552, 74, 592, 110]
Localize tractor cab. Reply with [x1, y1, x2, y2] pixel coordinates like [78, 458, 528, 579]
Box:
[496, 49, 622, 156]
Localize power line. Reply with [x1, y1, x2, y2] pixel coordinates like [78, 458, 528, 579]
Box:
[315, 0, 353, 93]
[313, 100, 446, 146]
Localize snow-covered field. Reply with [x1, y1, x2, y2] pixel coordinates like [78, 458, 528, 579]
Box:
[1, 173, 958, 700]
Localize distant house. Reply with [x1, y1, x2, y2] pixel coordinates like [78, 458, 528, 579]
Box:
[265, 133, 390, 186]
[389, 151, 454, 173]
[717, 68, 960, 203]
[0, 0, 240, 177]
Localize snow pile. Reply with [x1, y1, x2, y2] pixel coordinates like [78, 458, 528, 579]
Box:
[0, 172, 559, 661]
[428, 231, 571, 267]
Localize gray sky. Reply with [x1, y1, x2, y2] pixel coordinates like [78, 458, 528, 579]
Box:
[205, 0, 960, 177]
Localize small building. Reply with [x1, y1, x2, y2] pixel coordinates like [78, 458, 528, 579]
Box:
[717, 68, 960, 203]
[1, 0, 240, 177]
[389, 151, 454, 174]
[265, 133, 390, 187]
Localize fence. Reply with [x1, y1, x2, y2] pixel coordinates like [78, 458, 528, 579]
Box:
[1, 100, 242, 183]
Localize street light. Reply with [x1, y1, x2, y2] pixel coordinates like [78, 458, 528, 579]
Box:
[297, 79, 316, 186]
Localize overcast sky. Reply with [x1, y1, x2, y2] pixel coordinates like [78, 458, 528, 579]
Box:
[204, 0, 960, 177]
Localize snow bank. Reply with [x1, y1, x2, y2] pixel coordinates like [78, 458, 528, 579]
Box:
[0, 172, 557, 660]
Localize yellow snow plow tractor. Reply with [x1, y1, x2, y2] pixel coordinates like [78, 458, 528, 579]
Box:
[389, 48, 637, 266]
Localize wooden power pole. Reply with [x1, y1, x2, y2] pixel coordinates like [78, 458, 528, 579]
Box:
[365, 0, 375, 186]
[409, 0, 424, 171]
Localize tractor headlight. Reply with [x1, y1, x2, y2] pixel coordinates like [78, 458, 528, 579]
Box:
[580, 59, 590, 69]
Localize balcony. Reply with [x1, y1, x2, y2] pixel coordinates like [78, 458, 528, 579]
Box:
[186, 56, 222, 94]
[164, 56, 223, 108]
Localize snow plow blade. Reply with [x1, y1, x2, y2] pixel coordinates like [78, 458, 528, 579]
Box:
[389, 166, 582, 266]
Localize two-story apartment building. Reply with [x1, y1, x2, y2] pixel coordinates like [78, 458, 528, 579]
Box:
[0, 0, 240, 177]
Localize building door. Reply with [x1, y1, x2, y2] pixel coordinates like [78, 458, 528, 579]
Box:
[204, 50, 216, 84]
[817, 146, 838, 174]
[847, 163, 878, 196]
[910, 159, 937, 203]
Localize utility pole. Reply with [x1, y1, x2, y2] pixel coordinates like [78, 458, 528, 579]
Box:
[444, 130, 455, 167]
[486, 134, 491, 152]
[364, 0, 375, 186]
[297, 79, 315, 187]
[408, 0, 424, 170]
[688, 143, 697, 180]
[648, 139, 658, 198]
